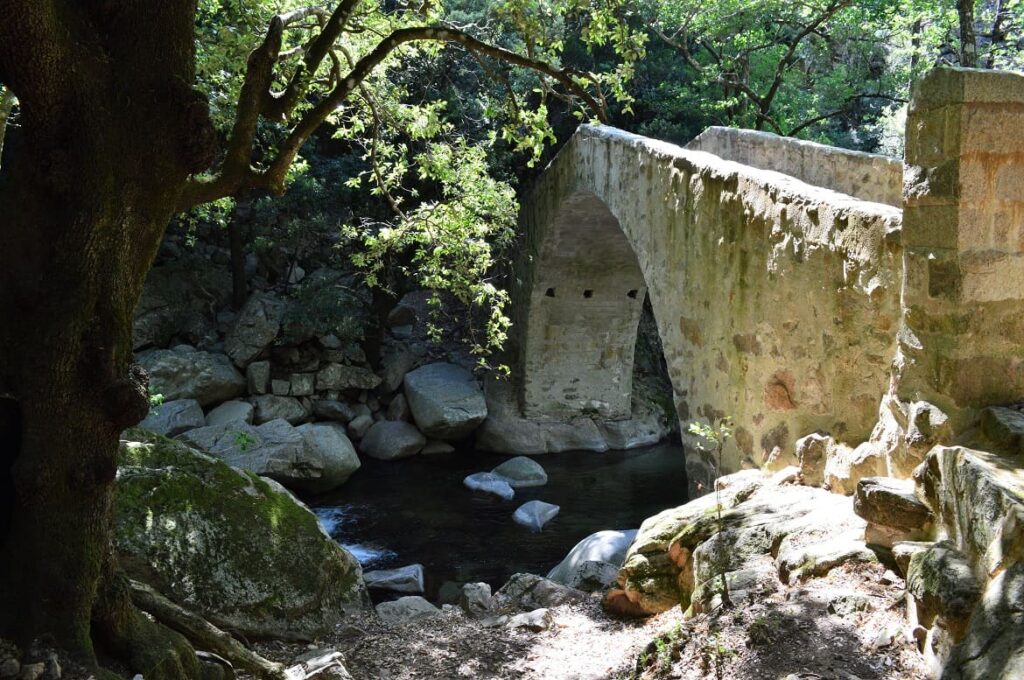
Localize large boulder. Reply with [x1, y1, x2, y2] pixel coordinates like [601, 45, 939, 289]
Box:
[906, 541, 981, 641]
[177, 419, 328, 492]
[359, 421, 425, 460]
[138, 347, 246, 407]
[138, 399, 205, 437]
[403, 363, 487, 440]
[943, 563, 1024, 680]
[547, 529, 637, 585]
[296, 423, 361, 493]
[224, 293, 286, 368]
[114, 429, 369, 640]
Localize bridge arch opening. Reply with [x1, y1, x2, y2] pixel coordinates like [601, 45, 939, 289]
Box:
[519, 189, 665, 423]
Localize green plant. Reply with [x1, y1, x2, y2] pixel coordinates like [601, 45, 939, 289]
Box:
[688, 416, 734, 608]
[699, 632, 735, 680]
[147, 393, 165, 417]
[233, 431, 257, 452]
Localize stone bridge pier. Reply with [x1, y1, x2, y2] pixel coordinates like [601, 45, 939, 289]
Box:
[513, 67, 1024, 477]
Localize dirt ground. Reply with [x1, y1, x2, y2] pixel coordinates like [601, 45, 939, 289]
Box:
[253, 559, 927, 680]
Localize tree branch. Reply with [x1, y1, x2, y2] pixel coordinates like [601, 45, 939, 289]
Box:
[180, 24, 605, 210]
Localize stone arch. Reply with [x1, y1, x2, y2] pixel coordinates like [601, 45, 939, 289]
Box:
[519, 189, 649, 421]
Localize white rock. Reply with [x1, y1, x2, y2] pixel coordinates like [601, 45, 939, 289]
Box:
[492, 456, 548, 488]
[546, 529, 637, 584]
[363, 564, 425, 594]
[463, 472, 514, 500]
[205, 400, 255, 427]
[376, 596, 442, 625]
[513, 500, 560, 532]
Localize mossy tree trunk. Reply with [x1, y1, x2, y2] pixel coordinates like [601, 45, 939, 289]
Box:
[0, 2, 214, 674]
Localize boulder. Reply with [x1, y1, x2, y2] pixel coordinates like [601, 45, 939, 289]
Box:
[402, 363, 487, 440]
[138, 399, 205, 437]
[463, 472, 514, 500]
[915, 446, 1024, 576]
[377, 350, 418, 395]
[312, 400, 357, 424]
[459, 582, 495, 618]
[497, 573, 587, 610]
[547, 529, 637, 585]
[246, 361, 270, 395]
[138, 347, 246, 407]
[506, 608, 553, 632]
[362, 564, 425, 594]
[892, 541, 932, 578]
[823, 441, 886, 495]
[224, 293, 285, 367]
[563, 561, 621, 593]
[943, 563, 1024, 680]
[290, 373, 315, 397]
[385, 394, 410, 422]
[375, 596, 441, 625]
[476, 414, 548, 455]
[347, 414, 374, 440]
[854, 476, 933, 547]
[513, 500, 560, 532]
[296, 423, 361, 493]
[541, 418, 608, 453]
[795, 433, 831, 487]
[907, 541, 982, 641]
[177, 419, 323, 492]
[359, 421, 425, 460]
[776, 536, 878, 584]
[421, 440, 455, 455]
[251, 395, 308, 425]
[316, 364, 381, 392]
[492, 456, 548, 488]
[897, 401, 953, 476]
[115, 429, 368, 640]
[204, 400, 254, 427]
[980, 405, 1024, 456]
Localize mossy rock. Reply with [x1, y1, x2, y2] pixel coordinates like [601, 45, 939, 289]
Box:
[114, 428, 369, 640]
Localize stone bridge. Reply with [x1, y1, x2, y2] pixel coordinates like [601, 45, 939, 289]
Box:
[511, 67, 1024, 476]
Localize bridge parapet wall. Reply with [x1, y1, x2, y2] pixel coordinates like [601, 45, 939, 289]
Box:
[687, 126, 903, 207]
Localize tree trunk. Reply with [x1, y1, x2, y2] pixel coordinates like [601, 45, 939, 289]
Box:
[0, 3, 215, 675]
[957, 0, 978, 67]
[228, 196, 253, 310]
[0, 88, 14, 166]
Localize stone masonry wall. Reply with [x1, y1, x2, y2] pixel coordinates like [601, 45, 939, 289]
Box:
[517, 126, 904, 472]
[687, 126, 904, 207]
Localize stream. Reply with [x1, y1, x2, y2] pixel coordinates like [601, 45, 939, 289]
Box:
[313, 442, 688, 601]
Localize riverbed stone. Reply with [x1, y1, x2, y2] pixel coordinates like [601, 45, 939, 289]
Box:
[359, 421, 425, 460]
[138, 398, 205, 437]
[296, 423, 361, 493]
[403, 362, 487, 440]
[204, 400, 254, 427]
[421, 440, 455, 455]
[386, 393, 410, 422]
[547, 529, 637, 585]
[491, 456, 548, 488]
[347, 414, 374, 440]
[224, 292, 285, 368]
[138, 347, 247, 407]
[375, 596, 442, 625]
[463, 472, 514, 500]
[363, 564, 425, 594]
[317, 363, 381, 392]
[513, 500, 560, 532]
[313, 399, 357, 424]
[251, 394, 308, 425]
[115, 429, 368, 640]
[506, 608, 554, 632]
[475, 413, 549, 455]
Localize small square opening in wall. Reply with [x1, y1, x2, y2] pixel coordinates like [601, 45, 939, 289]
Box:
[544, 288, 556, 298]
[583, 289, 594, 298]
[627, 289, 638, 299]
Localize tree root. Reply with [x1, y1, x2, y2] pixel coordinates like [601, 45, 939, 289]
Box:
[129, 580, 285, 679]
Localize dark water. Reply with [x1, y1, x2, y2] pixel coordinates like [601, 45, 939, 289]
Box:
[312, 443, 688, 599]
